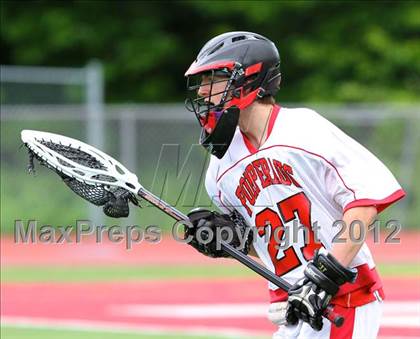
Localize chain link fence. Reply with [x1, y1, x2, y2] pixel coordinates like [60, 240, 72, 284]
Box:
[1, 65, 419, 233]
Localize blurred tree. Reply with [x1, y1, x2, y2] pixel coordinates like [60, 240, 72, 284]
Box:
[1, 0, 419, 103]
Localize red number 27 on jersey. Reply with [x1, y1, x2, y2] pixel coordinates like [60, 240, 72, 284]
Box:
[255, 192, 322, 277]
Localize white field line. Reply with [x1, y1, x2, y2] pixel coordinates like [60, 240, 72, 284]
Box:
[109, 303, 269, 318]
[0, 316, 269, 339]
[2, 316, 420, 339]
[109, 301, 420, 329]
[2, 317, 420, 339]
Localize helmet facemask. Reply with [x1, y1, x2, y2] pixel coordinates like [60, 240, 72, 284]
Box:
[185, 61, 280, 159]
[185, 65, 245, 159]
[185, 68, 237, 134]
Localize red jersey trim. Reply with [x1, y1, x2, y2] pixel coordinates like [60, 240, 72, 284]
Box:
[241, 133, 257, 154]
[217, 144, 356, 200]
[343, 189, 406, 214]
[269, 264, 384, 308]
[218, 190, 229, 210]
[266, 104, 280, 140]
[240, 104, 280, 154]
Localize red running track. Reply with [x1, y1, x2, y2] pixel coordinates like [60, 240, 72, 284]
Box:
[2, 277, 420, 337]
[2, 231, 419, 267]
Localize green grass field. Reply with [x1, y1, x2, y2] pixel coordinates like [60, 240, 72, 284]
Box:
[1, 264, 255, 283]
[2, 262, 418, 284]
[1, 327, 262, 339]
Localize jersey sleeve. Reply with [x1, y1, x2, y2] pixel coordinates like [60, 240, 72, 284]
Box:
[314, 112, 406, 213]
[205, 157, 232, 214]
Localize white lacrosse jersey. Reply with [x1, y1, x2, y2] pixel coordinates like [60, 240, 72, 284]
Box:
[205, 105, 405, 306]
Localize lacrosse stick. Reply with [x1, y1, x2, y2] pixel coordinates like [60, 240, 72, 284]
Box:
[21, 129, 344, 327]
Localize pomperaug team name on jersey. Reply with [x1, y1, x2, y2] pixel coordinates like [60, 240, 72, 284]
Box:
[235, 157, 301, 216]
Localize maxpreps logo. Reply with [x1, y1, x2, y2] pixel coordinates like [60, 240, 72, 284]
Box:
[235, 157, 301, 216]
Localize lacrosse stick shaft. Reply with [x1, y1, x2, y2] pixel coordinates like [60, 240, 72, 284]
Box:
[136, 187, 343, 327]
[137, 188, 189, 222]
[138, 189, 290, 288]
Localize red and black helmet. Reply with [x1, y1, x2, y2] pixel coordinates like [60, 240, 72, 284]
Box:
[185, 31, 281, 159]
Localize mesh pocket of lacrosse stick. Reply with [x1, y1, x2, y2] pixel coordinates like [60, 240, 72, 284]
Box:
[21, 130, 140, 218]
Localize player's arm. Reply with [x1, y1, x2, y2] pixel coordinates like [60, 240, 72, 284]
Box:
[285, 205, 377, 330]
[331, 206, 377, 266]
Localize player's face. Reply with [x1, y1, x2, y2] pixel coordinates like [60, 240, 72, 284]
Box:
[197, 74, 230, 107]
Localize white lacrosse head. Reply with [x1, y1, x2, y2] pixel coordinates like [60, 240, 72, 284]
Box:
[21, 129, 143, 194]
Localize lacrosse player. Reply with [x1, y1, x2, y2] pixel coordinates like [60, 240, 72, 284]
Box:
[184, 31, 405, 338]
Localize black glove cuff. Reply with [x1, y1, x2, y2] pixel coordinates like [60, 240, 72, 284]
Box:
[304, 263, 339, 295]
[313, 250, 358, 285]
